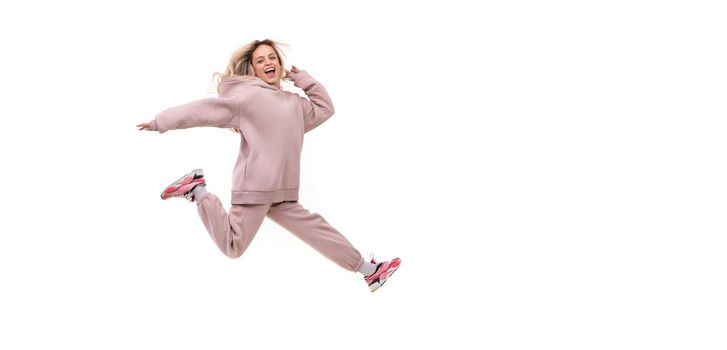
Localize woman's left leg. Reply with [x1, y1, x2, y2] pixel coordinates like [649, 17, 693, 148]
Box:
[266, 201, 364, 272]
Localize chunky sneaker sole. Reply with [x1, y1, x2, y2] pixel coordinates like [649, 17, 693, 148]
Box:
[160, 169, 205, 201]
[365, 257, 401, 292]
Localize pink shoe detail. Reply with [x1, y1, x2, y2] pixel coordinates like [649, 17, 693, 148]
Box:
[365, 256, 401, 292]
[160, 169, 206, 201]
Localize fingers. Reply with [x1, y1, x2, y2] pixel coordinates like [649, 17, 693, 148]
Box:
[283, 66, 300, 80]
[284, 70, 294, 81]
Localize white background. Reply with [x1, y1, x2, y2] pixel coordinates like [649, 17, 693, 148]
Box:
[1, 0, 725, 349]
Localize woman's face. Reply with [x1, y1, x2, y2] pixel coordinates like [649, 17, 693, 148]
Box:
[252, 44, 282, 87]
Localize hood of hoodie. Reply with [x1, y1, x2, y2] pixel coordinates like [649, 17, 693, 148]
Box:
[219, 76, 279, 97]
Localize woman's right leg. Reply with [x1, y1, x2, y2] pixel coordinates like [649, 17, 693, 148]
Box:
[195, 193, 270, 259]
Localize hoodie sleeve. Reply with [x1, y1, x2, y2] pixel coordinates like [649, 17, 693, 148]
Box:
[153, 96, 241, 134]
[289, 70, 335, 133]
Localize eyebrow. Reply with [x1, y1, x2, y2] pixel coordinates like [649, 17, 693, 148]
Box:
[255, 53, 277, 60]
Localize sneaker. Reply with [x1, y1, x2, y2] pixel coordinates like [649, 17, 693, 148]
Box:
[365, 255, 401, 292]
[160, 169, 205, 202]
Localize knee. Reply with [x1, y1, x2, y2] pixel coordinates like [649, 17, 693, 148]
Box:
[225, 249, 243, 259]
[226, 252, 242, 259]
[225, 243, 246, 259]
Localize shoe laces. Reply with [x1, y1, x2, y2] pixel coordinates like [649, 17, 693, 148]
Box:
[171, 192, 194, 202]
[369, 253, 377, 264]
[179, 184, 203, 202]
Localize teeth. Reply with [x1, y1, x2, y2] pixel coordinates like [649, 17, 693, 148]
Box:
[265, 68, 275, 73]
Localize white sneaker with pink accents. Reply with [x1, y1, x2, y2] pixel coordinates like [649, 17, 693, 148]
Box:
[364, 255, 401, 292]
[160, 169, 206, 202]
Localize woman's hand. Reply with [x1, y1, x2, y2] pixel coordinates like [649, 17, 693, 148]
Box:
[137, 122, 151, 131]
[284, 65, 301, 80]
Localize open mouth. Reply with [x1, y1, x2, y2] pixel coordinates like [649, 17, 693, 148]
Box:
[264, 67, 276, 78]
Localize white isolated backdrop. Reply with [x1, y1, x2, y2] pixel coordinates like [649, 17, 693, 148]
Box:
[0, 0, 725, 349]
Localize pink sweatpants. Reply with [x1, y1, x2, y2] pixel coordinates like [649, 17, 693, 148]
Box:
[195, 193, 364, 272]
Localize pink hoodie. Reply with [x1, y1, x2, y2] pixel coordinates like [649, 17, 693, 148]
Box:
[148, 70, 334, 204]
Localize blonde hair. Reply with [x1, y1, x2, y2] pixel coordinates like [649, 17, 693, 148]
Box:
[213, 39, 288, 94]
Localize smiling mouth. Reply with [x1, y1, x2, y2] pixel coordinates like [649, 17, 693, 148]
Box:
[264, 67, 276, 78]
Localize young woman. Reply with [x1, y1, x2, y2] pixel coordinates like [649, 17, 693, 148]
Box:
[137, 39, 400, 292]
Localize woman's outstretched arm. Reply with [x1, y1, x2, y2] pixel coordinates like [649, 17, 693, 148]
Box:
[137, 96, 241, 133]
